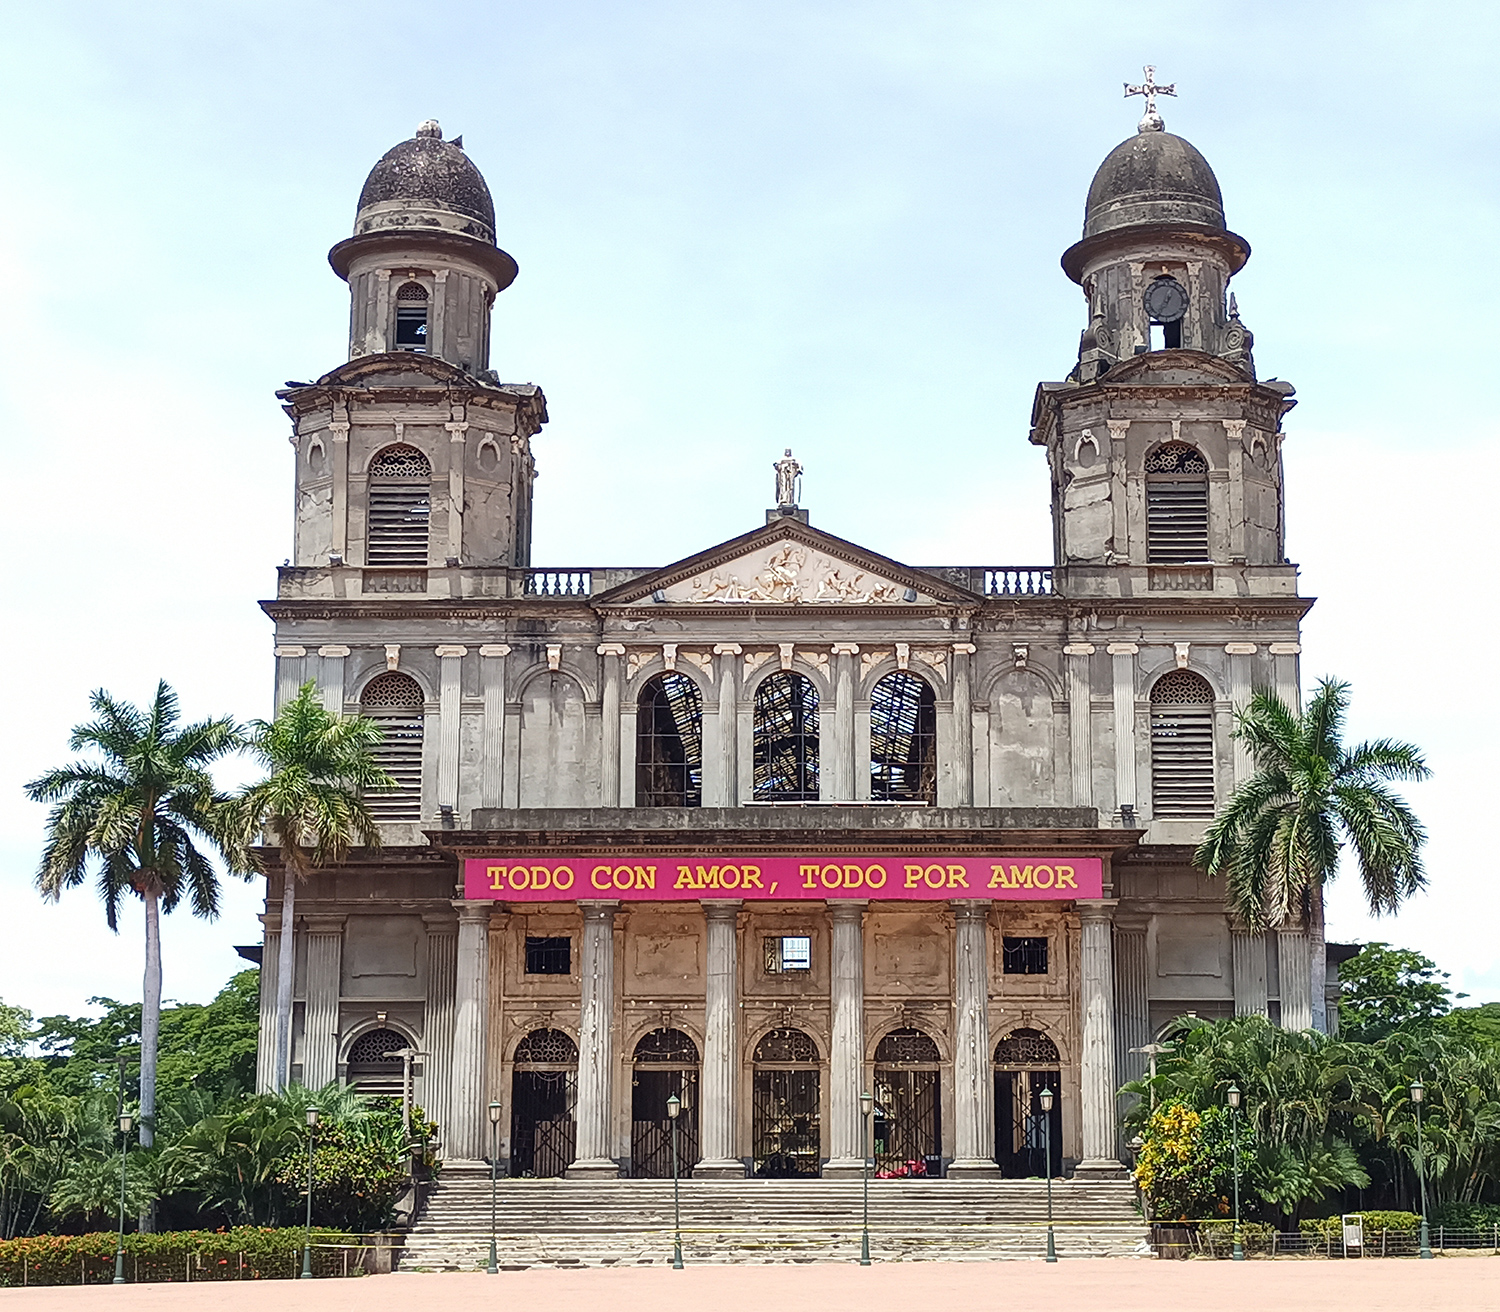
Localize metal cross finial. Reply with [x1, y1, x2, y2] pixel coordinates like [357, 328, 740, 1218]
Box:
[1124, 65, 1176, 133]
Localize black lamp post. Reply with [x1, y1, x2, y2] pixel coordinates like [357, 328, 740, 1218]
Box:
[112, 1111, 133, 1285]
[1039, 1086, 1057, 1263]
[666, 1092, 684, 1269]
[859, 1090, 874, 1266]
[1411, 1080, 1433, 1260]
[1227, 1084, 1243, 1261]
[487, 1100, 502, 1275]
[300, 1106, 320, 1279]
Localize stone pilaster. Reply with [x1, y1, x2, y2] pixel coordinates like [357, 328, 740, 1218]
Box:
[255, 926, 280, 1094]
[422, 916, 458, 1139]
[695, 902, 746, 1177]
[1076, 901, 1127, 1178]
[598, 644, 625, 807]
[1270, 642, 1301, 711]
[948, 901, 998, 1177]
[445, 420, 468, 562]
[1277, 927, 1312, 1031]
[1226, 644, 1256, 786]
[1232, 930, 1269, 1017]
[1065, 642, 1095, 808]
[317, 645, 349, 717]
[274, 647, 306, 713]
[712, 645, 741, 806]
[448, 901, 491, 1160]
[1112, 918, 1150, 1155]
[828, 644, 858, 801]
[568, 902, 621, 1177]
[1107, 643, 1138, 817]
[478, 645, 509, 811]
[329, 419, 349, 560]
[951, 643, 976, 807]
[301, 918, 344, 1089]
[435, 646, 467, 814]
[823, 900, 867, 1178]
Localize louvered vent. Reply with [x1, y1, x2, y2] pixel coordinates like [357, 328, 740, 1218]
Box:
[361, 672, 424, 822]
[367, 445, 431, 566]
[1146, 443, 1209, 564]
[1150, 669, 1215, 819]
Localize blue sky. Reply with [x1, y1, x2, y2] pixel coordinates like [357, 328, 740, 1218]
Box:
[1, 1, 1496, 1017]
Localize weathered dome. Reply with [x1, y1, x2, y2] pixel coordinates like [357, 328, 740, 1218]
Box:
[354, 120, 496, 244]
[1082, 129, 1224, 240]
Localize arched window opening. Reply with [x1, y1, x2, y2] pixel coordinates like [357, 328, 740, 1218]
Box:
[631, 1028, 699, 1178]
[1145, 443, 1209, 564]
[511, 1028, 577, 1178]
[367, 445, 431, 567]
[752, 1028, 820, 1177]
[753, 672, 819, 801]
[1150, 670, 1216, 819]
[361, 672, 424, 822]
[394, 281, 429, 352]
[873, 1027, 941, 1177]
[869, 671, 936, 803]
[346, 1027, 408, 1096]
[636, 673, 703, 807]
[993, 1028, 1061, 1178]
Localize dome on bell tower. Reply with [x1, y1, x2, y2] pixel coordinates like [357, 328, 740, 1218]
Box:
[1082, 129, 1225, 240]
[353, 120, 496, 244]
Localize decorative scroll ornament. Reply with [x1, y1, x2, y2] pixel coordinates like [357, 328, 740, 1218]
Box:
[743, 650, 773, 676]
[800, 650, 830, 677]
[627, 649, 653, 679]
[681, 651, 715, 681]
[861, 650, 891, 678]
[913, 647, 949, 676]
[663, 544, 919, 605]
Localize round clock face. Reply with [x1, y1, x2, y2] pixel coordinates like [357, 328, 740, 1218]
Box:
[1144, 277, 1189, 323]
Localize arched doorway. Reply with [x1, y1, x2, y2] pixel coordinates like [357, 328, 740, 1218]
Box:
[630, 1028, 699, 1177]
[873, 1027, 942, 1178]
[345, 1027, 409, 1096]
[993, 1028, 1062, 1177]
[509, 1028, 578, 1178]
[751, 1028, 821, 1177]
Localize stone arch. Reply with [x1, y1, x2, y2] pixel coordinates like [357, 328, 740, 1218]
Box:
[629, 1025, 701, 1178]
[751, 669, 821, 801]
[510, 1026, 579, 1064]
[987, 667, 1056, 806]
[342, 1024, 413, 1096]
[991, 1025, 1063, 1178]
[364, 443, 432, 566]
[636, 671, 704, 807]
[870, 1023, 945, 1066]
[868, 669, 937, 804]
[1149, 668, 1217, 820]
[1143, 441, 1210, 565]
[751, 1026, 821, 1064]
[518, 668, 596, 807]
[360, 672, 425, 822]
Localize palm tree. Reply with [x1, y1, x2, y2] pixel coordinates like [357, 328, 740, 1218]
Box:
[232, 683, 391, 1091]
[24, 684, 246, 1179]
[1196, 678, 1430, 1032]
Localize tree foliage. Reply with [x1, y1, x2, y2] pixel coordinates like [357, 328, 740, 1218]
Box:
[1339, 942, 1458, 1043]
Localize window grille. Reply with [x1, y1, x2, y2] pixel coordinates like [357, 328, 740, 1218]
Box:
[753, 672, 819, 801]
[1145, 442, 1209, 564]
[763, 935, 812, 974]
[347, 1027, 407, 1064]
[360, 672, 424, 822]
[346, 1026, 408, 1095]
[524, 936, 571, 975]
[1002, 936, 1049, 975]
[633, 1027, 700, 1065]
[514, 1028, 578, 1064]
[874, 1026, 940, 1066]
[753, 1027, 819, 1064]
[635, 673, 703, 806]
[1150, 669, 1216, 819]
[367, 445, 431, 566]
[869, 671, 937, 803]
[993, 1028, 1060, 1066]
[394, 282, 429, 351]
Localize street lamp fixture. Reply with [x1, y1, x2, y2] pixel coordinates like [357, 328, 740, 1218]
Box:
[112, 1112, 133, 1285]
[487, 1101, 503, 1275]
[300, 1106, 320, 1279]
[1038, 1086, 1057, 1263]
[666, 1093, 684, 1269]
[1226, 1085, 1243, 1261]
[859, 1091, 874, 1266]
[1410, 1080, 1433, 1260]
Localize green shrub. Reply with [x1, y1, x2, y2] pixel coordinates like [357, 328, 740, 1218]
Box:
[1196, 1219, 1276, 1256]
[1299, 1211, 1420, 1241]
[1435, 1202, 1500, 1229]
[0, 1228, 356, 1286]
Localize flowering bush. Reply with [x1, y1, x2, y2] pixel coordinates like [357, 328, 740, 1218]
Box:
[1133, 1100, 1246, 1220]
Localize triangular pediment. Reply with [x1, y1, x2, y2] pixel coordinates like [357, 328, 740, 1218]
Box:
[593, 518, 982, 608]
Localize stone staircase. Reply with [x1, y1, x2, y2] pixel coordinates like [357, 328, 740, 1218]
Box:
[397, 1166, 1150, 1269]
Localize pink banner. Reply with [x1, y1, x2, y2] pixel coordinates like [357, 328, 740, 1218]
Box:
[464, 855, 1102, 902]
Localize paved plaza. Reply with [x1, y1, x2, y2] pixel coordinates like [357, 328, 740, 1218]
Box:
[2, 1258, 1497, 1311]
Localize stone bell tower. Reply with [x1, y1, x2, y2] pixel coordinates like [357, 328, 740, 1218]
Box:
[1030, 75, 1295, 590]
[279, 120, 546, 574]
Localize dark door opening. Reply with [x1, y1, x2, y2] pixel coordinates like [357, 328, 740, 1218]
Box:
[630, 1067, 699, 1178]
[752, 1069, 821, 1177]
[510, 1069, 577, 1178]
[872, 1069, 941, 1178]
[994, 1069, 1062, 1178]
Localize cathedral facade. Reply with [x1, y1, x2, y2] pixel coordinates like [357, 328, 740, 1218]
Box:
[255, 104, 1322, 1182]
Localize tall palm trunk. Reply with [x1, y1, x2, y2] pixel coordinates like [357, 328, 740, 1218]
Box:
[274, 871, 297, 1090]
[1308, 881, 1327, 1034]
[138, 887, 161, 1232]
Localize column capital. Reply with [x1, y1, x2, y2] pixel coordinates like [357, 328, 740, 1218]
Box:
[1106, 642, 1139, 656]
[949, 899, 991, 921]
[274, 645, 307, 658]
[301, 914, 347, 935]
[479, 644, 511, 658]
[1224, 642, 1257, 655]
[951, 642, 977, 656]
[421, 911, 459, 931]
[1269, 642, 1301, 655]
[1063, 642, 1096, 656]
[579, 900, 621, 921]
[317, 644, 350, 658]
[1077, 898, 1119, 923]
[435, 645, 468, 659]
[830, 642, 860, 656]
[596, 642, 626, 657]
[712, 643, 743, 656]
[327, 422, 350, 440]
[701, 900, 744, 920]
[825, 899, 868, 923]
[452, 899, 493, 923]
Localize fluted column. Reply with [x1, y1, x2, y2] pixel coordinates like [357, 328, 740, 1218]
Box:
[695, 902, 745, 1177]
[1226, 644, 1256, 786]
[1112, 919, 1150, 1156]
[329, 419, 349, 560]
[1277, 927, 1312, 1031]
[823, 900, 867, 1178]
[568, 901, 621, 1177]
[598, 644, 625, 806]
[828, 645, 858, 801]
[1107, 643, 1139, 818]
[448, 901, 491, 1160]
[1076, 901, 1126, 1178]
[422, 917, 458, 1140]
[316, 646, 349, 718]
[255, 925, 280, 1093]
[1232, 930, 1269, 1017]
[1065, 642, 1095, 807]
[435, 646, 467, 815]
[951, 643, 975, 807]
[274, 647, 306, 713]
[302, 918, 344, 1089]
[478, 645, 510, 811]
[948, 901, 998, 1177]
[712, 645, 741, 806]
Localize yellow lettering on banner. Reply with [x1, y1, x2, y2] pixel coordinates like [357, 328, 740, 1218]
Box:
[987, 865, 1011, 889]
[697, 865, 721, 889]
[1033, 865, 1055, 889]
[866, 863, 888, 890]
[821, 864, 842, 890]
[947, 865, 969, 889]
[1012, 866, 1034, 887]
[743, 866, 764, 889]
[487, 865, 505, 891]
[904, 865, 923, 889]
[510, 865, 531, 890]
[530, 865, 552, 891]
[801, 865, 819, 890]
[720, 865, 742, 889]
[554, 865, 575, 891]
[612, 865, 634, 891]
[591, 865, 611, 891]
[674, 866, 698, 890]
[844, 864, 864, 889]
[924, 864, 945, 890]
[635, 865, 657, 890]
[1057, 866, 1077, 889]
